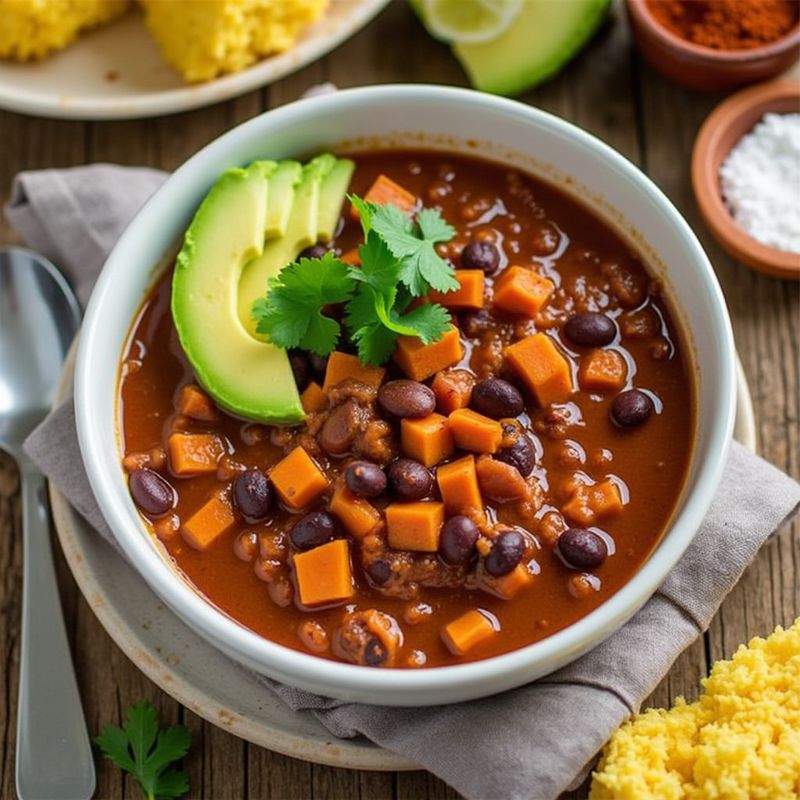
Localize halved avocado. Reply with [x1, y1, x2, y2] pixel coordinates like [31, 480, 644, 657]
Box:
[453, 0, 610, 96]
[171, 161, 306, 424]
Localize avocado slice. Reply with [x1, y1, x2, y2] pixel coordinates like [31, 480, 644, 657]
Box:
[453, 0, 610, 96]
[237, 154, 335, 336]
[318, 158, 355, 242]
[265, 160, 302, 239]
[171, 161, 305, 424]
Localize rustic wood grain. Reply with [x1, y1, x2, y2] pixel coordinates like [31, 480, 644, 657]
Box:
[0, 4, 797, 799]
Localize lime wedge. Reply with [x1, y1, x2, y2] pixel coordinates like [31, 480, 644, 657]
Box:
[420, 0, 523, 44]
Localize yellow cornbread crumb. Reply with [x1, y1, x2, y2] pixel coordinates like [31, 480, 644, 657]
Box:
[140, 0, 329, 82]
[0, 0, 129, 60]
[590, 619, 800, 800]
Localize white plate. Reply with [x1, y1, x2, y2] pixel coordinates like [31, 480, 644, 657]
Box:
[0, 0, 389, 120]
[50, 350, 756, 771]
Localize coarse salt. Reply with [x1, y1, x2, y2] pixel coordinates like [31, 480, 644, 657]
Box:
[719, 112, 800, 254]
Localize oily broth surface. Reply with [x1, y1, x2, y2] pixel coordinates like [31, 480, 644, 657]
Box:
[118, 151, 694, 667]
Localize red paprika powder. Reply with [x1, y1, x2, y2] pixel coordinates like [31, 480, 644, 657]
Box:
[647, 0, 798, 49]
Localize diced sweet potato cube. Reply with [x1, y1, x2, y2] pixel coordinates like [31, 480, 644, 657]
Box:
[386, 501, 444, 552]
[505, 333, 573, 407]
[492, 266, 554, 317]
[401, 413, 454, 467]
[562, 479, 624, 526]
[178, 384, 219, 421]
[486, 564, 534, 599]
[340, 247, 361, 266]
[394, 325, 463, 381]
[301, 381, 328, 414]
[270, 446, 328, 509]
[182, 494, 235, 551]
[293, 539, 354, 607]
[428, 270, 485, 310]
[579, 349, 627, 392]
[323, 351, 385, 393]
[448, 408, 502, 454]
[168, 433, 225, 476]
[330, 481, 381, 538]
[589, 478, 624, 517]
[441, 609, 496, 656]
[436, 454, 482, 514]
[432, 368, 475, 414]
[352, 174, 416, 220]
[476, 455, 528, 501]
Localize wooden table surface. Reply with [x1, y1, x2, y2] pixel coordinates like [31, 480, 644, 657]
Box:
[0, 4, 797, 798]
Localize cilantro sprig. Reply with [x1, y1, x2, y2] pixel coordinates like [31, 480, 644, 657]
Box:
[253, 195, 458, 366]
[94, 701, 191, 800]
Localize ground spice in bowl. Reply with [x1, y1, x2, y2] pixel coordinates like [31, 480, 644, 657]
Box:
[720, 111, 800, 253]
[648, 0, 798, 50]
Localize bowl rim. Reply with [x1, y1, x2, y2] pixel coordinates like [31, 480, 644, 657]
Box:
[75, 84, 736, 702]
[627, 0, 800, 61]
[691, 79, 800, 281]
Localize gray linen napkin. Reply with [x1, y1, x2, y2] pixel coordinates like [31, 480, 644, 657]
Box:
[8, 166, 800, 800]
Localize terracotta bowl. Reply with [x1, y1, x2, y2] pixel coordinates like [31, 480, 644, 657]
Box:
[692, 80, 800, 280]
[626, 0, 800, 92]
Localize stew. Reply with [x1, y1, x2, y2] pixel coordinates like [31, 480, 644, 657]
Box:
[118, 151, 695, 668]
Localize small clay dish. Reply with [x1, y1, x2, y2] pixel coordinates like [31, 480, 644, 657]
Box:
[692, 80, 800, 280]
[626, 0, 800, 92]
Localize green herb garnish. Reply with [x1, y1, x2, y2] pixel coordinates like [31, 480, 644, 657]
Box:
[253, 196, 457, 366]
[94, 701, 192, 800]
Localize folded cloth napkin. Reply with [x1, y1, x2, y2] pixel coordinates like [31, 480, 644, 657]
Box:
[8, 165, 800, 800]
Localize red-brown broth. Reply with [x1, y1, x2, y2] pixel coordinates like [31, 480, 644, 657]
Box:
[118, 151, 695, 668]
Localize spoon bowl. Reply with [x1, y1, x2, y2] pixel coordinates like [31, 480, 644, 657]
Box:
[0, 248, 80, 453]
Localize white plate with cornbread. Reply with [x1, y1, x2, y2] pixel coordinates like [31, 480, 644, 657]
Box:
[0, 0, 389, 120]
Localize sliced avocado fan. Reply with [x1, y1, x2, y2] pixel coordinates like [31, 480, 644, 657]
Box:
[171, 154, 354, 425]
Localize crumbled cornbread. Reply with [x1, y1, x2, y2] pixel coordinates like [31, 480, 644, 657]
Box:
[0, 0, 130, 60]
[591, 618, 800, 800]
[139, 0, 329, 82]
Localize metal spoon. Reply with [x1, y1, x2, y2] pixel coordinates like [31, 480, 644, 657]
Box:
[0, 248, 95, 800]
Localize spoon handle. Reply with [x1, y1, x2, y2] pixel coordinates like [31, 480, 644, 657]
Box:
[16, 463, 95, 800]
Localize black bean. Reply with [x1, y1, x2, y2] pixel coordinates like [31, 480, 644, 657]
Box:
[308, 353, 329, 380]
[320, 400, 358, 455]
[290, 511, 338, 551]
[378, 380, 435, 419]
[345, 461, 386, 499]
[233, 469, 272, 522]
[288, 349, 310, 390]
[366, 559, 392, 586]
[387, 458, 433, 501]
[611, 389, 654, 428]
[299, 244, 328, 260]
[129, 469, 175, 517]
[484, 529, 525, 576]
[495, 436, 535, 477]
[564, 312, 616, 347]
[439, 516, 480, 565]
[471, 378, 524, 419]
[461, 241, 500, 274]
[557, 528, 608, 569]
[364, 637, 387, 666]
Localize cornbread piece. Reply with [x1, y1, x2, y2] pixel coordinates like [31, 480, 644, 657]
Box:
[140, 0, 329, 83]
[0, 0, 129, 61]
[591, 619, 800, 799]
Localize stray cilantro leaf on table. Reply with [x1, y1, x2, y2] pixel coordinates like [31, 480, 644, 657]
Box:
[94, 700, 191, 800]
[252, 251, 354, 356]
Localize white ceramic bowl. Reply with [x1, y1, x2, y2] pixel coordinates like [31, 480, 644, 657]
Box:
[75, 85, 736, 706]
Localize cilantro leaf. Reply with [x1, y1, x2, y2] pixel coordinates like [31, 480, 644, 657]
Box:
[395, 302, 452, 345]
[95, 701, 191, 800]
[253, 251, 353, 356]
[369, 203, 458, 296]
